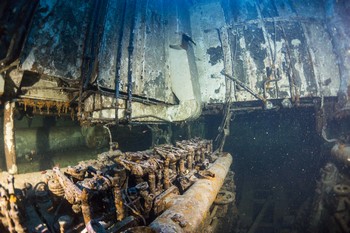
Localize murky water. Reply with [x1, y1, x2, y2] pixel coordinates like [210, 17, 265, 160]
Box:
[210, 108, 326, 232]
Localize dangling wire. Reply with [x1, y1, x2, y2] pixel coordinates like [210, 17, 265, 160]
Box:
[214, 27, 238, 152]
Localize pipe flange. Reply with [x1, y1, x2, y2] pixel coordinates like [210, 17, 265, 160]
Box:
[214, 190, 235, 205]
[333, 184, 350, 196]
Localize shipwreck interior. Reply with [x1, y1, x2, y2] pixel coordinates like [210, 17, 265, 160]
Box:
[0, 0, 350, 232]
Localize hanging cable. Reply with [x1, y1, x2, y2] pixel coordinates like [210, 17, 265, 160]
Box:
[103, 124, 114, 150]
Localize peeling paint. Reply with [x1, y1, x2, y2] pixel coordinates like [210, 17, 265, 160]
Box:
[4, 101, 16, 172]
[11, 0, 347, 122]
[207, 46, 223, 66]
[5, 122, 14, 153]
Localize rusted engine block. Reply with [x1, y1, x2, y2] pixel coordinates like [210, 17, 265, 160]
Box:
[0, 138, 234, 233]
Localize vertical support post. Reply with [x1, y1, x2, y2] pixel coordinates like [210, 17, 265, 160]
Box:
[4, 101, 17, 174]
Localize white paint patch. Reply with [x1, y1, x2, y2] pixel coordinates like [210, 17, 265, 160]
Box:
[291, 39, 301, 47]
[0, 74, 4, 96]
[5, 123, 14, 154]
[4, 102, 15, 167]
[21, 50, 36, 71]
[5, 123, 13, 147]
[239, 37, 246, 48]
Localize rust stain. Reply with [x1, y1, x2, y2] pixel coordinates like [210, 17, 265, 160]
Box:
[18, 99, 76, 119]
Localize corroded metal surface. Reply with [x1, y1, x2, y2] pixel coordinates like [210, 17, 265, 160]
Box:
[310, 161, 350, 233]
[0, 0, 348, 123]
[191, 0, 340, 104]
[20, 0, 92, 80]
[19, 77, 73, 102]
[3, 101, 17, 174]
[149, 153, 232, 233]
[0, 138, 233, 232]
[98, 0, 176, 104]
[17, 99, 75, 116]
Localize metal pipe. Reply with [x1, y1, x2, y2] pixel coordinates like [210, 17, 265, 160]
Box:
[4, 101, 17, 173]
[149, 153, 232, 233]
[125, 0, 136, 122]
[114, 0, 128, 123]
[82, 0, 103, 90]
[263, 68, 282, 99]
[221, 71, 267, 103]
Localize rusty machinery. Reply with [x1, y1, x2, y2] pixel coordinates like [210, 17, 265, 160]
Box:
[0, 138, 236, 233]
[308, 133, 350, 233]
